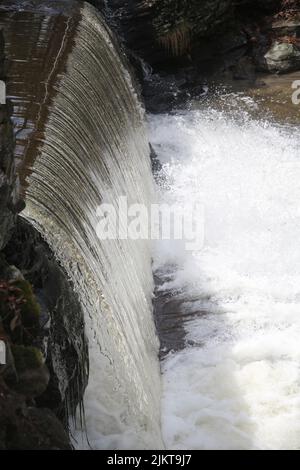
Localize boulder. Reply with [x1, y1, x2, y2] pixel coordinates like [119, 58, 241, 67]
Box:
[0, 379, 71, 450]
[264, 40, 300, 72]
[4, 218, 89, 425]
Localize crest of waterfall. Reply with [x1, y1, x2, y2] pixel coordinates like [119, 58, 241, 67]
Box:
[1, 2, 162, 449]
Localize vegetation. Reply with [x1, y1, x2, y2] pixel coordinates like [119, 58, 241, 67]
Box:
[0, 279, 40, 345]
[158, 21, 191, 57]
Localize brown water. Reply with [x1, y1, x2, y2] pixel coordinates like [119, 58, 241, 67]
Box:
[251, 72, 300, 125]
[198, 72, 300, 125]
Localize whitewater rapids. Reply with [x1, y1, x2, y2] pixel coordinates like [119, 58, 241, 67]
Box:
[150, 103, 300, 450]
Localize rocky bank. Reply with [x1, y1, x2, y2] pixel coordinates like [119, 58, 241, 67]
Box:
[98, 0, 300, 112]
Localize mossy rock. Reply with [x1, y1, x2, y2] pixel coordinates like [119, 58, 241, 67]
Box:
[0, 279, 40, 341]
[13, 280, 40, 330]
[11, 345, 43, 373]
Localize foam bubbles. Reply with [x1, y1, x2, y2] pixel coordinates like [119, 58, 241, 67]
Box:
[150, 107, 300, 450]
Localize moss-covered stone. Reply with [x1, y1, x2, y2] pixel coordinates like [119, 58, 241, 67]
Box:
[0, 378, 71, 449]
[0, 278, 41, 344]
[11, 345, 43, 372]
[12, 279, 40, 333]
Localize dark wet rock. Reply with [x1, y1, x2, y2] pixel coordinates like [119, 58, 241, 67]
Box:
[153, 271, 208, 358]
[7, 344, 50, 398]
[101, 1, 293, 113]
[9, 406, 71, 450]
[231, 56, 256, 80]
[0, 271, 73, 449]
[153, 271, 187, 358]
[4, 218, 89, 425]
[10, 363, 50, 399]
[105, 0, 234, 69]
[150, 143, 162, 177]
[236, 0, 281, 14]
[0, 378, 71, 450]
[220, 30, 249, 54]
[104, 1, 282, 70]
[144, 71, 208, 113]
[0, 217, 88, 448]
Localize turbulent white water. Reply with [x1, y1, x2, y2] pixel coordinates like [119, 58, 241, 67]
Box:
[150, 104, 300, 450]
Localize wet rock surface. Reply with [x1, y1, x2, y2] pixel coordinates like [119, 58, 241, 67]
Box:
[153, 271, 207, 359]
[0, 263, 72, 449]
[105, 1, 233, 66]
[0, 378, 71, 450]
[3, 218, 89, 427]
[0, 220, 88, 450]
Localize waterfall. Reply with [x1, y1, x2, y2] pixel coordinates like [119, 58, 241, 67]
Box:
[150, 101, 300, 450]
[1, 2, 162, 449]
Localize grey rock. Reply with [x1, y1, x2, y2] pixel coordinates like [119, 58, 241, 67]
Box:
[0, 381, 72, 450]
[12, 365, 50, 399]
[264, 41, 300, 73]
[4, 218, 89, 425]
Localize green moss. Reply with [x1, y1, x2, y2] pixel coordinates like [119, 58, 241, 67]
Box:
[0, 279, 41, 343]
[12, 280, 40, 331]
[11, 345, 43, 372]
[152, 0, 232, 56]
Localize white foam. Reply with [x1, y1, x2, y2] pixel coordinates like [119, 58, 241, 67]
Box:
[149, 106, 300, 450]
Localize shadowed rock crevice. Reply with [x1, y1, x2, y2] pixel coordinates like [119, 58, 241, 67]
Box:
[3, 218, 89, 428]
